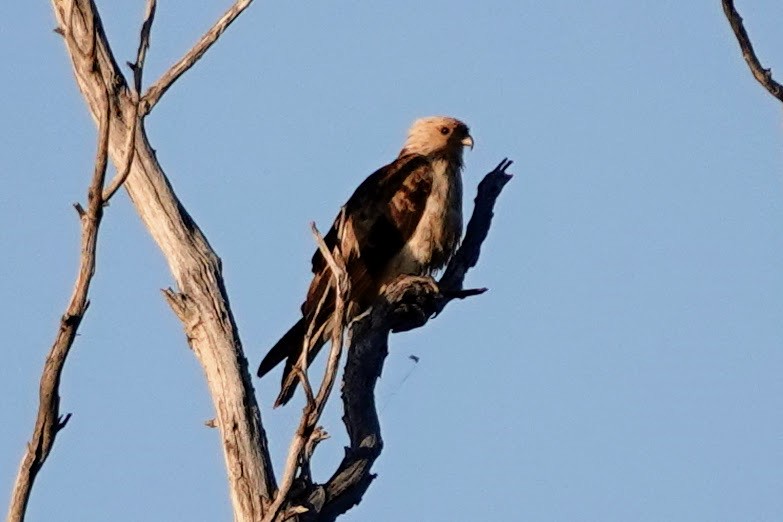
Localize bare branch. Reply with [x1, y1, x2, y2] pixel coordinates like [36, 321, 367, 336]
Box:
[311, 217, 349, 412]
[439, 287, 487, 300]
[438, 159, 513, 297]
[264, 223, 351, 522]
[306, 160, 513, 520]
[100, 108, 137, 203]
[721, 0, 783, 103]
[7, 51, 112, 522]
[48, 1, 276, 519]
[302, 426, 330, 479]
[265, 418, 310, 522]
[130, 0, 156, 94]
[141, 0, 254, 115]
[102, 0, 154, 202]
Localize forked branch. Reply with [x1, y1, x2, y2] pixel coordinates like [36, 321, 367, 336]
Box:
[101, 0, 153, 202]
[46, 1, 276, 520]
[141, 0, 254, 114]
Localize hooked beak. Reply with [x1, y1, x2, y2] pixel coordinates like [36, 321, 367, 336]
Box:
[461, 134, 474, 150]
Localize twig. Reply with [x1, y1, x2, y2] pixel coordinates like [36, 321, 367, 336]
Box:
[721, 0, 783, 103]
[294, 365, 316, 408]
[303, 426, 329, 467]
[292, 235, 336, 410]
[439, 287, 487, 300]
[264, 427, 308, 522]
[101, 0, 155, 202]
[6, 63, 112, 522]
[300, 426, 330, 482]
[130, 0, 156, 93]
[100, 107, 137, 203]
[141, 0, 254, 115]
[311, 217, 349, 413]
[262, 222, 350, 522]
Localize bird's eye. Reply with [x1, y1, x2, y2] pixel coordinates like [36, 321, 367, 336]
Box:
[440, 126, 450, 135]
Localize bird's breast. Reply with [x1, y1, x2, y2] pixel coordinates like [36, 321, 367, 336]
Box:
[386, 161, 463, 279]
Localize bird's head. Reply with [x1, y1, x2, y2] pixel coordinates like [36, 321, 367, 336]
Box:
[400, 116, 473, 162]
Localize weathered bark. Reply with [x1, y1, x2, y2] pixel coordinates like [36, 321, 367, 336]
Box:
[48, 1, 276, 519]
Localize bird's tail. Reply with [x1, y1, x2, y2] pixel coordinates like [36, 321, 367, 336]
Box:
[257, 318, 329, 408]
[257, 318, 306, 379]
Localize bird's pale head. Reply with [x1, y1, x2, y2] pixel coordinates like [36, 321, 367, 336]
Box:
[400, 116, 473, 161]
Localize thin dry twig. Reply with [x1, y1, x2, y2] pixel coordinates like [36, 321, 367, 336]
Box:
[141, 0, 253, 114]
[262, 221, 350, 522]
[294, 365, 316, 408]
[311, 216, 349, 412]
[291, 276, 333, 411]
[721, 0, 783, 103]
[264, 428, 308, 522]
[130, 0, 156, 94]
[101, 0, 155, 202]
[6, 59, 112, 522]
[100, 108, 137, 203]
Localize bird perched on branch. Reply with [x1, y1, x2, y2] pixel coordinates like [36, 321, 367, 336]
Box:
[257, 116, 474, 407]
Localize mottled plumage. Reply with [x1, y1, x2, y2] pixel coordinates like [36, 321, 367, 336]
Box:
[258, 116, 473, 406]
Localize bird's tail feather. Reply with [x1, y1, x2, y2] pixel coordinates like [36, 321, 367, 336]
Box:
[257, 317, 331, 408]
[275, 319, 330, 407]
[257, 318, 307, 379]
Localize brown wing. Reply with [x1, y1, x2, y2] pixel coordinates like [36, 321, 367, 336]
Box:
[258, 153, 435, 406]
[305, 153, 434, 316]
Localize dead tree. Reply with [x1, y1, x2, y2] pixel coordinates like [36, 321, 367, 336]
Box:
[7, 2, 511, 521]
[721, 0, 783, 104]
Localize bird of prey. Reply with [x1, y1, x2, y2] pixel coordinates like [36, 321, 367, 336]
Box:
[257, 116, 474, 407]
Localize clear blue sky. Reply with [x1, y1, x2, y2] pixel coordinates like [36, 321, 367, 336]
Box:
[2, 1, 782, 520]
